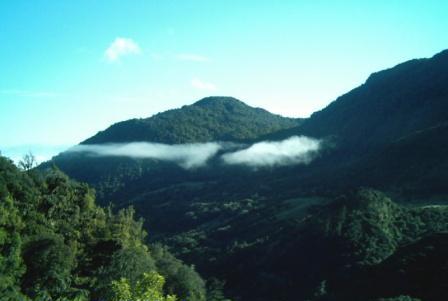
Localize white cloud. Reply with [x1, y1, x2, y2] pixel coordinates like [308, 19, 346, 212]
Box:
[222, 136, 321, 167]
[66, 136, 321, 169]
[191, 78, 216, 91]
[104, 37, 141, 62]
[176, 53, 210, 62]
[69, 142, 222, 169]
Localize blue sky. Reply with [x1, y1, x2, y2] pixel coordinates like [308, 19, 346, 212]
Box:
[1, 0, 448, 162]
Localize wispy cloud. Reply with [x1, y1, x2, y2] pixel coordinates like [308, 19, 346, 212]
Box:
[222, 136, 321, 167]
[191, 78, 216, 91]
[176, 53, 210, 62]
[0, 89, 61, 98]
[104, 37, 141, 62]
[65, 136, 321, 169]
[69, 142, 222, 169]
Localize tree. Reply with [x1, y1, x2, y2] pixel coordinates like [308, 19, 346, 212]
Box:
[0, 195, 25, 300]
[206, 278, 232, 301]
[18, 152, 36, 171]
[21, 234, 75, 298]
[151, 244, 206, 301]
[110, 271, 177, 301]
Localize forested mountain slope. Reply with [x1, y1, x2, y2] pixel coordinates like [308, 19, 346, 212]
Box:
[260, 49, 448, 197]
[286, 49, 448, 153]
[83, 96, 302, 144]
[0, 156, 210, 301]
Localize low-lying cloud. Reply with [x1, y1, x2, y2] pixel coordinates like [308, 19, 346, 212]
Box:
[221, 136, 321, 167]
[68, 136, 321, 169]
[69, 142, 221, 169]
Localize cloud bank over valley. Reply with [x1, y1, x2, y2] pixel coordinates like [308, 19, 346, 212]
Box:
[70, 142, 221, 169]
[221, 136, 321, 167]
[68, 136, 322, 169]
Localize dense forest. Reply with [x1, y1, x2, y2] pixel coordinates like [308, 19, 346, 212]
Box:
[0, 156, 225, 301]
[155, 189, 448, 301]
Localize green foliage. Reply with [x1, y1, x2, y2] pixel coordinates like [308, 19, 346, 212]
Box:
[0, 156, 207, 301]
[206, 279, 231, 301]
[0, 194, 25, 299]
[312, 189, 448, 265]
[152, 244, 206, 301]
[156, 189, 448, 301]
[22, 234, 75, 298]
[109, 271, 177, 301]
[18, 152, 37, 171]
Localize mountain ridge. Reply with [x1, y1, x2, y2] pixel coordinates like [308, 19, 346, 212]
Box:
[82, 96, 302, 145]
[264, 49, 448, 155]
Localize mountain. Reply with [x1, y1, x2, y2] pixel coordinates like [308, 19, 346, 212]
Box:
[83, 96, 302, 144]
[264, 49, 448, 198]
[41, 49, 448, 301]
[50, 48, 448, 200]
[46, 96, 303, 203]
[290, 49, 448, 152]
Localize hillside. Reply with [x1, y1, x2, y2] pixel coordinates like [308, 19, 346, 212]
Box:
[161, 189, 448, 301]
[0, 156, 210, 301]
[292, 49, 448, 153]
[259, 49, 448, 198]
[83, 96, 302, 144]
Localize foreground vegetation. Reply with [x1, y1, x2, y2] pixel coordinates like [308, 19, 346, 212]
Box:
[0, 156, 212, 301]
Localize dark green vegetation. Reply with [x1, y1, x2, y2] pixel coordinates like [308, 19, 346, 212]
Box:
[0, 156, 213, 301]
[83, 96, 302, 144]
[21, 49, 448, 300]
[157, 189, 448, 301]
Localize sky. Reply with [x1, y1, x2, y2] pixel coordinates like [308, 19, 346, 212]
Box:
[1, 0, 448, 162]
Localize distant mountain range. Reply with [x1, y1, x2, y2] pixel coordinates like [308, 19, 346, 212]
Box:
[42, 49, 448, 301]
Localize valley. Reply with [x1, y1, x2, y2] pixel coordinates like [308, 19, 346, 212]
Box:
[36, 50, 448, 300]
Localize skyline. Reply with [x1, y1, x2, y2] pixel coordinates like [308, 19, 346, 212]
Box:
[1, 0, 448, 162]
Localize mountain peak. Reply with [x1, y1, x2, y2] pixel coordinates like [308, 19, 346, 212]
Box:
[82, 96, 302, 144]
[192, 96, 245, 107]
